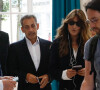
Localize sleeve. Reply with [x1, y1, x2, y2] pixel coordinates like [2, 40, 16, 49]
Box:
[62, 70, 72, 80]
[0, 80, 3, 90]
[6, 44, 27, 81]
[49, 40, 62, 81]
[6, 44, 19, 76]
[83, 39, 91, 61]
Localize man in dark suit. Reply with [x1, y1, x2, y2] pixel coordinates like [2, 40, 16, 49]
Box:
[0, 31, 9, 75]
[7, 15, 51, 90]
[0, 31, 16, 90]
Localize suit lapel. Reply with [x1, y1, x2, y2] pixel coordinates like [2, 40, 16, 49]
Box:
[21, 38, 37, 72]
[37, 38, 45, 72]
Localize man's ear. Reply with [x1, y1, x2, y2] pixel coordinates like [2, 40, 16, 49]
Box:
[37, 23, 39, 30]
[21, 27, 24, 33]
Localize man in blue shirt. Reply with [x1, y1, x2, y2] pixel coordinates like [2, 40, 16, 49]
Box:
[81, 0, 100, 90]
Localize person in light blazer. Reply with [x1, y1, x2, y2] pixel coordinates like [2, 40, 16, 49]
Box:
[6, 15, 51, 90]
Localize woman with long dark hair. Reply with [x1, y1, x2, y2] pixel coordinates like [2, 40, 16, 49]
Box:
[50, 9, 90, 90]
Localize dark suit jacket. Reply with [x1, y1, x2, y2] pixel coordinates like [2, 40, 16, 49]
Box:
[0, 31, 9, 75]
[50, 38, 84, 90]
[7, 37, 51, 90]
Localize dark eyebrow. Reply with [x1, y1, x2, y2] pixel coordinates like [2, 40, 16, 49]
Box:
[91, 17, 97, 20]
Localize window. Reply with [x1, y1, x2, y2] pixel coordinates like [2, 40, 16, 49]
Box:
[0, 0, 52, 43]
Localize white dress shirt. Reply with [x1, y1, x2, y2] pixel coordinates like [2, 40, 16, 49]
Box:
[0, 80, 3, 90]
[25, 37, 40, 71]
[62, 49, 78, 80]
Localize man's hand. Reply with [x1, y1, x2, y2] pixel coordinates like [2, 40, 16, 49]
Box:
[3, 80, 16, 90]
[67, 69, 77, 78]
[0, 76, 13, 80]
[26, 73, 38, 84]
[38, 74, 49, 88]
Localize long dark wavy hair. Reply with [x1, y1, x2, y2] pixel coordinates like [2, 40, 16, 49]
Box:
[55, 9, 90, 57]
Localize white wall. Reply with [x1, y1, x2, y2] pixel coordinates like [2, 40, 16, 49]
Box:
[80, 0, 92, 18]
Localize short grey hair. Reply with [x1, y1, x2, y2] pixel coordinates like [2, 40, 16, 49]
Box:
[20, 15, 37, 26]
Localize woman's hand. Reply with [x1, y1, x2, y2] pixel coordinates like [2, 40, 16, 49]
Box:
[77, 68, 85, 76]
[67, 69, 77, 78]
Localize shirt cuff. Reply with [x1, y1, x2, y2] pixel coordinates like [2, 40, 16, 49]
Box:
[0, 80, 3, 90]
[62, 70, 72, 80]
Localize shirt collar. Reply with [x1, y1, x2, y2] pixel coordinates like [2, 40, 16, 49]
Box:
[25, 36, 39, 45]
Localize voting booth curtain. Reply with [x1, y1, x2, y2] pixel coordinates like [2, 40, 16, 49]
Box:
[52, 0, 80, 40]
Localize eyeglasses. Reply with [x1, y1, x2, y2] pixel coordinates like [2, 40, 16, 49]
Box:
[68, 21, 81, 27]
[86, 17, 100, 24]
